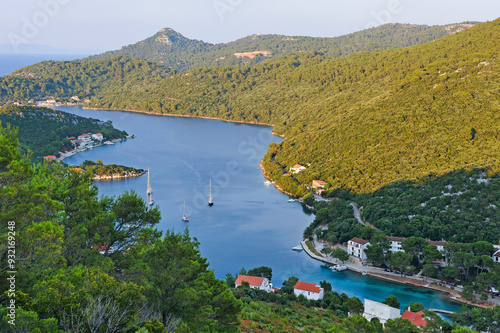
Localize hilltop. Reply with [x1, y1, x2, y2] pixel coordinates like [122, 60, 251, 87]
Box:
[0, 19, 498, 194]
[87, 22, 478, 71]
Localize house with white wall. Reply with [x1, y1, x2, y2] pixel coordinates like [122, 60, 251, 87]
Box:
[290, 164, 306, 174]
[388, 236, 405, 254]
[493, 246, 500, 263]
[348, 237, 370, 261]
[235, 275, 273, 292]
[293, 281, 324, 300]
[363, 299, 400, 324]
[92, 133, 104, 141]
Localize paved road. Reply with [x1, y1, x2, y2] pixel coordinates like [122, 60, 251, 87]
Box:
[350, 203, 366, 226]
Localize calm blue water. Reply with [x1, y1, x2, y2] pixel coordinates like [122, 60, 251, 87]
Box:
[56, 106, 463, 314]
[0, 54, 86, 76]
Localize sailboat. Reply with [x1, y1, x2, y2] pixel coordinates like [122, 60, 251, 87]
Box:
[181, 201, 190, 221]
[208, 178, 214, 206]
[147, 168, 154, 207]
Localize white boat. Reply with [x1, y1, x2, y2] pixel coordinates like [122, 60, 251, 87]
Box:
[362, 272, 367, 276]
[329, 265, 339, 271]
[288, 199, 296, 202]
[292, 245, 303, 251]
[208, 178, 213, 206]
[336, 265, 348, 272]
[264, 180, 272, 185]
[182, 201, 190, 222]
[147, 168, 154, 207]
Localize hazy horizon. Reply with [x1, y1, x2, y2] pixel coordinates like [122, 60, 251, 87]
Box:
[1, 0, 500, 54]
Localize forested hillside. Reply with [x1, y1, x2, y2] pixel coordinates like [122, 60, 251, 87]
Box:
[87, 22, 477, 71]
[0, 106, 127, 159]
[0, 57, 172, 104]
[0, 126, 242, 332]
[1, 20, 499, 194]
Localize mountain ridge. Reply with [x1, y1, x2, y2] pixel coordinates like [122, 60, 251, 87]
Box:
[87, 22, 479, 71]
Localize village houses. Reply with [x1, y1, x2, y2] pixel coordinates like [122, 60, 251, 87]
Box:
[311, 180, 328, 193]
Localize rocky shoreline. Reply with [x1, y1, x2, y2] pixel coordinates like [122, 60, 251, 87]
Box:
[92, 170, 146, 181]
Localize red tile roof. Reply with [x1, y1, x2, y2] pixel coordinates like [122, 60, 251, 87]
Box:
[43, 155, 56, 161]
[350, 237, 369, 245]
[312, 180, 328, 185]
[388, 236, 406, 242]
[494, 251, 500, 258]
[294, 281, 322, 293]
[79, 134, 90, 137]
[94, 133, 102, 136]
[235, 275, 265, 287]
[292, 164, 304, 169]
[427, 240, 446, 246]
[401, 311, 427, 327]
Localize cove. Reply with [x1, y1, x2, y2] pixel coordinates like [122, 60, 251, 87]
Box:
[57, 106, 463, 314]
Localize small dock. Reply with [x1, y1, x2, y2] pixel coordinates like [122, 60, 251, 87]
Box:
[429, 309, 455, 315]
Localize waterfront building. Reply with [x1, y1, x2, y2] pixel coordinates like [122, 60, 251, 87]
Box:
[312, 180, 328, 193]
[363, 299, 400, 324]
[388, 236, 405, 253]
[235, 275, 274, 292]
[348, 237, 370, 261]
[293, 281, 324, 300]
[92, 133, 104, 141]
[43, 155, 57, 161]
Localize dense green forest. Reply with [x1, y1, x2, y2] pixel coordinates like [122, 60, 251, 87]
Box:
[0, 57, 172, 104]
[80, 160, 145, 179]
[1, 20, 498, 195]
[2, 117, 484, 332]
[0, 106, 127, 160]
[0, 125, 242, 332]
[87, 23, 477, 71]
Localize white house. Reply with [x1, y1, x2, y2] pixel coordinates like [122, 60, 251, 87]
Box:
[92, 133, 104, 141]
[388, 236, 406, 254]
[290, 164, 306, 174]
[493, 246, 500, 263]
[348, 237, 370, 261]
[235, 275, 273, 292]
[71, 96, 80, 101]
[363, 299, 400, 324]
[293, 281, 324, 300]
[78, 133, 92, 143]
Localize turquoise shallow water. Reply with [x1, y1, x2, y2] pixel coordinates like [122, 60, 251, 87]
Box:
[58, 106, 463, 314]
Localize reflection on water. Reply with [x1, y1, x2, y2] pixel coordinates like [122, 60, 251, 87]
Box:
[58, 106, 463, 314]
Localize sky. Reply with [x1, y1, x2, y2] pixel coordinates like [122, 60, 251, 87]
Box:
[1, 0, 499, 54]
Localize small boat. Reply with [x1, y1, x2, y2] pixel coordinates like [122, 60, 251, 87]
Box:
[147, 168, 154, 207]
[292, 245, 303, 251]
[264, 180, 272, 185]
[414, 284, 421, 287]
[329, 265, 339, 271]
[335, 265, 348, 272]
[182, 201, 189, 222]
[362, 272, 367, 276]
[208, 178, 213, 206]
[287, 199, 296, 202]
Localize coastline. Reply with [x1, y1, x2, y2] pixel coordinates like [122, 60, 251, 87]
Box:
[82, 106, 276, 128]
[58, 135, 134, 162]
[92, 169, 146, 181]
[300, 240, 495, 310]
[258, 162, 296, 198]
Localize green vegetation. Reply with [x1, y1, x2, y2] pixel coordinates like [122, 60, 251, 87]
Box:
[88, 23, 477, 72]
[80, 160, 145, 179]
[0, 105, 127, 160]
[0, 56, 172, 105]
[2, 20, 498, 196]
[0, 126, 241, 332]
